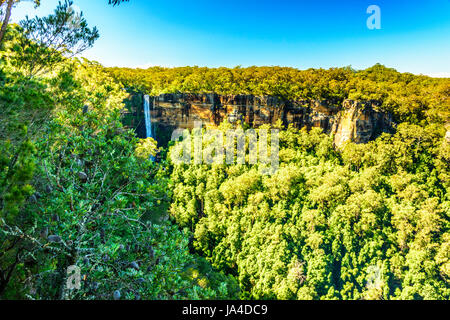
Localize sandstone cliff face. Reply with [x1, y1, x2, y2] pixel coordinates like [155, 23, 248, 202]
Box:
[332, 100, 392, 146]
[123, 93, 393, 147]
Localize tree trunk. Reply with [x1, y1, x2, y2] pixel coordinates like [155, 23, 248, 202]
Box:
[0, 0, 14, 46]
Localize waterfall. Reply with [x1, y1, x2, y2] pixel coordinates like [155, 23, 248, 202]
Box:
[143, 94, 156, 161]
[143, 94, 153, 139]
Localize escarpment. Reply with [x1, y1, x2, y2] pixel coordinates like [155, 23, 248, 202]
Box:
[122, 93, 394, 147]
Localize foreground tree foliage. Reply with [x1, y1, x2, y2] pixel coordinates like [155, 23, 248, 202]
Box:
[0, 1, 41, 45]
[0, 9, 237, 299]
[0, 0, 128, 48]
[168, 123, 449, 300]
[16, 0, 99, 77]
[2, 1, 98, 77]
[108, 0, 129, 6]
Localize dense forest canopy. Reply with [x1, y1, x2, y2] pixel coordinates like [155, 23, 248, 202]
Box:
[106, 65, 450, 125]
[167, 121, 449, 299]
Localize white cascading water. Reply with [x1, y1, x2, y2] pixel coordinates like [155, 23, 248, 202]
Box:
[143, 94, 153, 139]
[143, 94, 155, 161]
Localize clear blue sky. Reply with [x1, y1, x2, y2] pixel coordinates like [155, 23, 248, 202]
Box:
[10, 0, 450, 76]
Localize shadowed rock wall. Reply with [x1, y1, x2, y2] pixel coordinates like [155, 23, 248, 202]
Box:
[123, 93, 394, 147]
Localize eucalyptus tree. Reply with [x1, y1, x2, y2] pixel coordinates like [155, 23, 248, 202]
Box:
[10, 0, 99, 77]
[0, 0, 40, 45]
